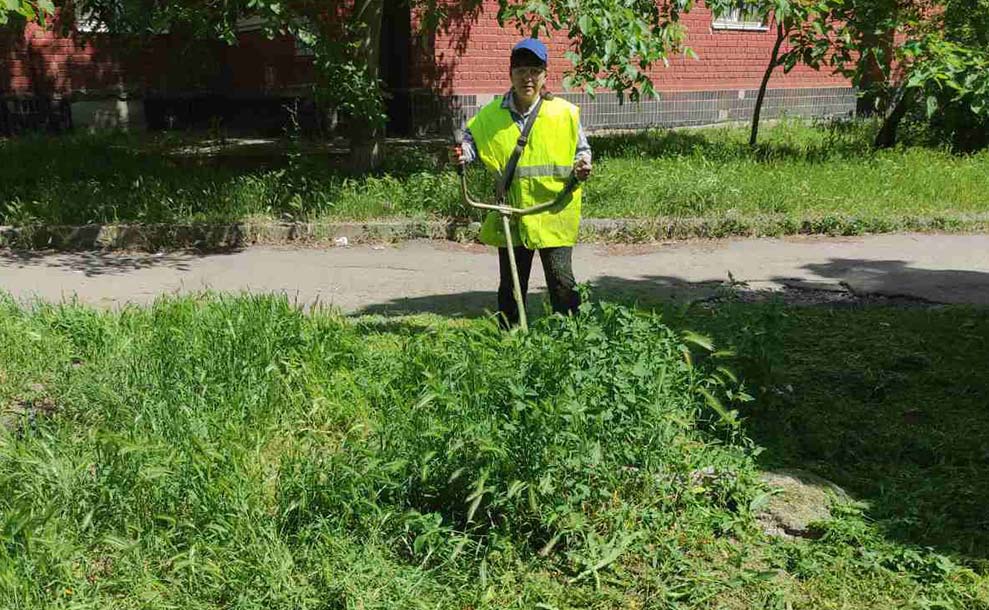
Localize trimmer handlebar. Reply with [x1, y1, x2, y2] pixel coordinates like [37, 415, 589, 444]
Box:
[454, 148, 580, 333]
[457, 161, 579, 216]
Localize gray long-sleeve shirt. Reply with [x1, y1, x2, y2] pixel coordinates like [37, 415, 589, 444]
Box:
[460, 90, 592, 165]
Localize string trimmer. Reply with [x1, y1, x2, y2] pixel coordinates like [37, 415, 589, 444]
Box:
[455, 148, 579, 332]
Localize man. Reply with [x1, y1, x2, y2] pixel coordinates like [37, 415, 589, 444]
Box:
[455, 38, 592, 329]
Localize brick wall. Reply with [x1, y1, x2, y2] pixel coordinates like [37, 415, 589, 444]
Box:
[2, 3, 850, 97]
[0, 24, 310, 97]
[0, 2, 855, 134]
[416, 0, 850, 94]
[0, 22, 316, 132]
[408, 1, 855, 134]
[0, 23, 130, 96]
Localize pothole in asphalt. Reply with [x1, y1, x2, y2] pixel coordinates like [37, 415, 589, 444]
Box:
[698, 285, 939, 308]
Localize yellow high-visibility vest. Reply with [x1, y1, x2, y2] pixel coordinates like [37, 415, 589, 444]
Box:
[467, 95, 582, 249]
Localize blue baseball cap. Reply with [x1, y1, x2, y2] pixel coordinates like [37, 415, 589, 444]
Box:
[511, 38, 548, 66]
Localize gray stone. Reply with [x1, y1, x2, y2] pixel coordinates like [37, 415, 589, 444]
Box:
[755, 469, 850, 539]
[1, 384, 58, 434]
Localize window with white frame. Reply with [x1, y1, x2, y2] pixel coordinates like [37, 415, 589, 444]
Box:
[235, 15, 265, 32]
[293, 31, 315, 57]
[712, 3, 769, 31]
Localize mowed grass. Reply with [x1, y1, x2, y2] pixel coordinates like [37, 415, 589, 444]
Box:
[1, 120, 988, 233]
[658, 300, 989, 562]
[588, 125, 989, 221]
[1, 293, 988, 609]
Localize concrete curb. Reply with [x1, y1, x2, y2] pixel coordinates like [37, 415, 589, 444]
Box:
[0, 220, 468, 251]
[2, 214, 988, 251]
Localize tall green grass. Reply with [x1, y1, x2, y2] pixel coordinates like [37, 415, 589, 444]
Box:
[2, 121, 988, 231]
[0, 295, 757, 608]
[1, 295, 986, 608]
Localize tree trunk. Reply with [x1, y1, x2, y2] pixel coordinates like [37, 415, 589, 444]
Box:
[856, 31, 882, 116]
[857, 28, 896, 117]
[874, 87, 916, 149]
[350, 120, 383, 173]
[349, 0, 385, 172]
[751, 23, 785, 148]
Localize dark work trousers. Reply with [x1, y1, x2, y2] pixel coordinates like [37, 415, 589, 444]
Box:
[497, 246, 580, 328]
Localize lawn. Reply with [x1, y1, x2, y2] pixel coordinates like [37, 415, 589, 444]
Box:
[2, 120, 988, 237]
[2, 293, 987, 609]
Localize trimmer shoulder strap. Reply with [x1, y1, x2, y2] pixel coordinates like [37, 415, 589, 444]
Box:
[496, 95, 544, 202]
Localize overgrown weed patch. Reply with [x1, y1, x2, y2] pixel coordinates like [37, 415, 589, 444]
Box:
[0, 294, 986, 608]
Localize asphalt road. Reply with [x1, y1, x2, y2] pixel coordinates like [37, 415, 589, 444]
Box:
[2, 233, 988, 315]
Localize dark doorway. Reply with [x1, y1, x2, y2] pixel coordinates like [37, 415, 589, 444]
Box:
[380, 1, 412, 136]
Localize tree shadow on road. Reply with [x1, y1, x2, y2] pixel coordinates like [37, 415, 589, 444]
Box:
[786, 258, 989, 305]
[0, 248, 244, 278]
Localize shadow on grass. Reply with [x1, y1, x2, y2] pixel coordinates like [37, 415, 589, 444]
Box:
[694, 302, 989, 566]
[354, 261, 989, 565]
[0, 132, 457, 225]
[588, 119, 879, 163]
[3, 116, 978, 232]
[2, 131, 447, 178]
[0, 119, 893, 226]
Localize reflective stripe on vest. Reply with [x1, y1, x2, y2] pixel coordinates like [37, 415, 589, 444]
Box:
[514, 164, 573, 179]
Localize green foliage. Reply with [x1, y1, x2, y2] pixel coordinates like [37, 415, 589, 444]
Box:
[787, 0, 912, 90]
[707, 0, 816, 31]
[787, 0, 989, 147]
[497, 0, 696, 102]
[0, 295, 758, 606]
[904, 36, 989, 118]
[1, 295, 987, 607]
[944, 0, 989, 47]
[0, 0, 53, 25]
[285, 302, 756, 570]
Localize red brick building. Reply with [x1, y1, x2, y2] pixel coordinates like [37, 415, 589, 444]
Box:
[0, 1, 855, 136]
